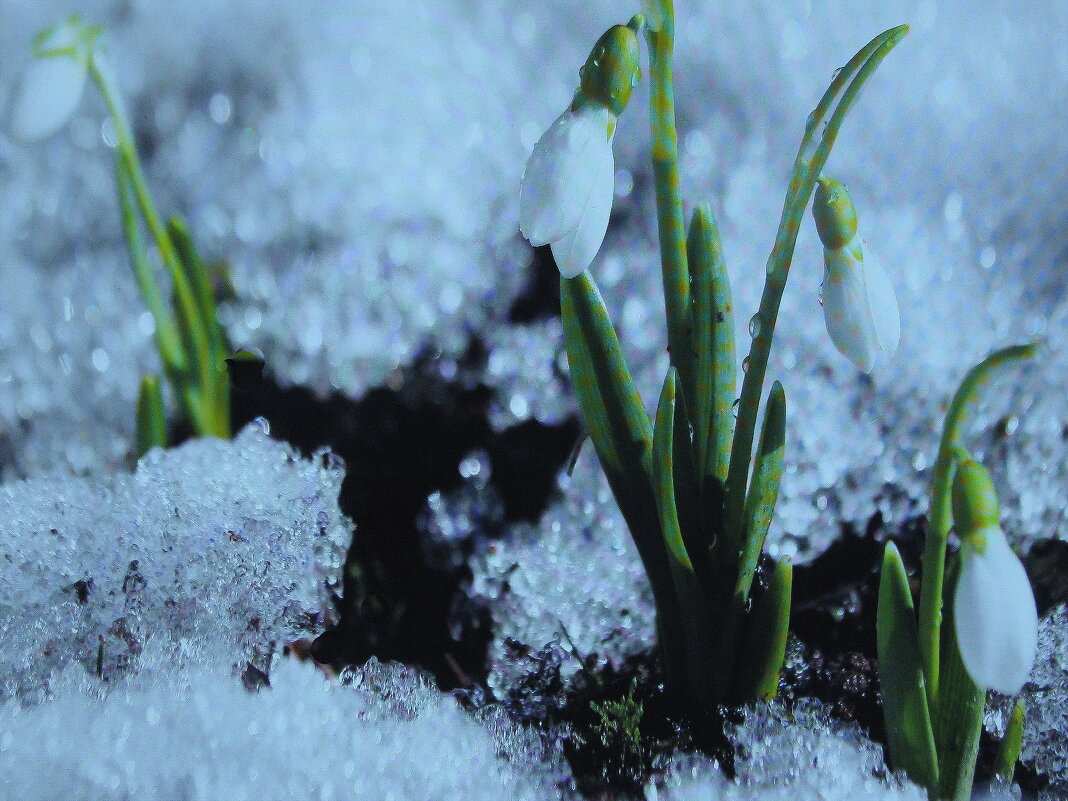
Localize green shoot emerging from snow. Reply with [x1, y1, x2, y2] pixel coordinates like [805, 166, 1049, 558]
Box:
[878, 345, 1039, 800]
[11, 15, 231, 454]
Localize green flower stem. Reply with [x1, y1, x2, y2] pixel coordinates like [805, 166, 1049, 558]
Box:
[644, 0, 694, 415]
[935, 553, 984, 801]
[724, 25, 908, 561]
[917, 343, 1037, 715]
[89, 56, 221, 437]
[116, 155, 186, 376]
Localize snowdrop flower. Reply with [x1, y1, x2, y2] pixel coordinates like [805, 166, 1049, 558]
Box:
[519, 24, 640, 279]
[812, 177, 900, 373]
[7, 15, 101, 143]
[952, 458, 1038, 695]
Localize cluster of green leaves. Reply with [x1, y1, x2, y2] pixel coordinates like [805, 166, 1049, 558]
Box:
[561, 0, 907, 709]
[89, 58, 231, 454]
[878, 345, 1034, 800]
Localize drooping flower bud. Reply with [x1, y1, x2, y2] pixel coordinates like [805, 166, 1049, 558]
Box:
[7, 15, 101, 143]
[813, 176, 900, 373]
[952, 458, 1038, 695]
[519, 24, 641, 278]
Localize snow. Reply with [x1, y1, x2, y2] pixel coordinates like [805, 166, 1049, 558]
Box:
[1020, 604, 1068, 798]
[0, 423, 348, 703]
[651, 700, 924, 800]
[0, 656, 576, 801]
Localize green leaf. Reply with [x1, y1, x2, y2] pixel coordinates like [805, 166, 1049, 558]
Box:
[731, 557, 792, 703]
[733, 381, 785, 602]
[167, 214, 230, 438]
[877, 541, 939, 794]
[135, 374, 166, 457]
[936, 553, 985, 801]
[561, 274, 688, 690]
[687, 204, 735, 492]
[652, 368, 715, 707]
[995, 698, 1025, 784]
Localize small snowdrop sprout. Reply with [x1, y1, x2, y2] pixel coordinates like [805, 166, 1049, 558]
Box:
[14, 16, 232, 448]
[813, 176, 900, 373]
[7, 15, 101, 142]
[951, 458, 1038, 695]
[519, 24, 640, 278]
[877, 344, 1038, 800]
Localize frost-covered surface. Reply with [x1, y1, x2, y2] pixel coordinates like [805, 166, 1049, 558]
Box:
[459, 447, 656, 696]
[1020, 604, 1068, 798]
[0, 423, 348, 703]
[1, 1, 1065, 562]
[651, 700, 924, 800]
[0, 656, 576, 801]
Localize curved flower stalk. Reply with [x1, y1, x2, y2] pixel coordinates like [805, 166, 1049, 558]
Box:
[877, 344, 1039, 800]
[12, 16, 231, 453]
[812, 177, 900, 372]
[519, 24, 639, 278]
[951, 458, 1037, 695]
[530, 0, 908, 712]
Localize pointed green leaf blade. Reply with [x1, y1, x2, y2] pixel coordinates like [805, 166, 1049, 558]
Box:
[877, 541, 939, 794]
[688, 204, 735, 497]
[653, 368, 715, 707]
[135, 374, 166, 457]
[733, 381, 785, 602]
[731, 557, 792, 703]
[995, 698, 1025, 784]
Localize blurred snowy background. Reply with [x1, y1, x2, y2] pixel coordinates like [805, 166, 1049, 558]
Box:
[1, 0, 1067, 796]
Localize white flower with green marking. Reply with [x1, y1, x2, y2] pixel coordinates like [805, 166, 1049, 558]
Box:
[812, 177, 900, 373]
[518, 24, 639, 280]
[7, 15, 101, 143]
[952, 458, 1038, 695]
[519, 104, 617, 279]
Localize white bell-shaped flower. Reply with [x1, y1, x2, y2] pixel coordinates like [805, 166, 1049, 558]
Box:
[7, 16, 98, 143]
[813, 177, 900, 373]
[952, 458, 1038, 695]
[519, 103, 616, 278]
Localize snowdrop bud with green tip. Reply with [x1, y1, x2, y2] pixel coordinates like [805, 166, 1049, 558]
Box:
[7, 15, 101, 142]
[519, 25, 640, 278]
[813, 177, 900, 373]
[952, 458, 1038, 695]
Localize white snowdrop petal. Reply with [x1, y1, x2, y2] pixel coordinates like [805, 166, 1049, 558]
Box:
[822, 246, 876, 373]
[519, 106, 605, 246]
[954, 528, 1039, 694]
[8, 55, 87, 142]
[550, 123, 614, 278]
[859, 242, 901, 357]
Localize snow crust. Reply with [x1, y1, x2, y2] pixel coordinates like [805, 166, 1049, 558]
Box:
[0, 656, 576, 801]
[651, 700, 924, 800]
[0, 423, 348, 703]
